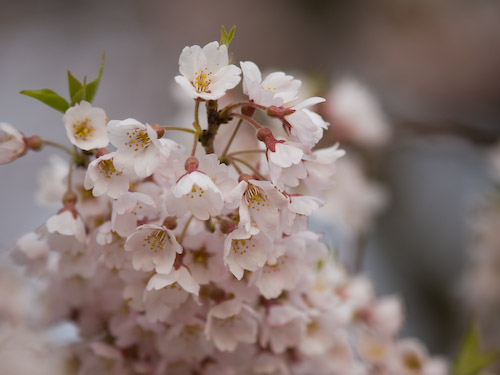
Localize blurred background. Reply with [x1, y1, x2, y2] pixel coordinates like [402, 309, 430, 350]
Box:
[1, 0, 500, 360]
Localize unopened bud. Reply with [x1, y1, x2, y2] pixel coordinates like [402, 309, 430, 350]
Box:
[220, 217, 236, 234]
[162, 216, 177, 230]
[241, 105, 255, 117]
[62, 191, 78, 205]
[185, 156, 199, 172]
[151, 124, 165, 139]
[25, 136, 43, 151]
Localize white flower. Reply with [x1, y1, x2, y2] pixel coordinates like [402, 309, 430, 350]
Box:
[327, 78, 391, 148]
[108, 118, 163, 178]
[226, 179, 287, 238]
[84, 152, 129, 199]
[111, 191, 158, 237]
[35, 155, 68, 206]
[0, 122, 25, 164]
[146, 266, 199, 296]
[63, 100, 108, 150]
[205, 299, 258, 352]
[240, 61, 301, 107]
[252, 253, 303, 299]
[260, 305, 309, 354]
[389, 339, 448, 375]
[46, 210, 86, 243]
[283, 97, 329, 150]
[125, 224, 182, 274]
[266, 141, 307, 189]
[175, 41, 241, 100]
[182, 231, 228, 285]
[223, 228, 270, 280]
[167, 170, 224, 221]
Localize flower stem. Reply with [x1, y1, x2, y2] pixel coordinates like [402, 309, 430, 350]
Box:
[179, 214, 194, 244]
[163, 126, 196, 134]
[192, 99, 202, 132]
[226, 149, 265, 158]
[219, 101, 267, 120]
[67, 160, 74, 192]
[220, 119, 243, 158]
[191, 132, 199, 156]
[230, 113, 263, 130]
[42, 140, 75, 156]
[227, 156, 266, 180]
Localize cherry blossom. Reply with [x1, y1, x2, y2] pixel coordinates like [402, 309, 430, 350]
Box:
[125, 224, 182, 274]
[240, 61, 301, 107]
[108, 118, 164, 178]
[175, 41, 241, 101]
[84, 151, 129, 198]
[63, 100, 108, 150]
[0, 122, 25, 164]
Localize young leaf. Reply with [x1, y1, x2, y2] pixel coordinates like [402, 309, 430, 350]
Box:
[19, 89, 69, 113]
[71, 76, 87, 106]
[454, 323, 500, 375]
[220, 25, 236, 48]
[67, 70, 82, 101]
[85, 52, 105, 103]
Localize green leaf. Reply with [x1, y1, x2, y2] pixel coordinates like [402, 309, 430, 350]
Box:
[71, 76, 87, 106]
[220, 25, 236, 48]
[84, 52, 105, 103]
[19, 89, 69, 113]
[454, 323, 500, 375]
[67, 70, 82, 101]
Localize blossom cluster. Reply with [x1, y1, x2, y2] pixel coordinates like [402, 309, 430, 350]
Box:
[3, 39, 447, 374]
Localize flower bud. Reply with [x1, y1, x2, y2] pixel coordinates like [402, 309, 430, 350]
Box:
[184, 156, 199, 173]
[220, 217, 236, 234]
[241, 105, 255, 117]
[24, 135, 43, 151]
[151, 124, 165, 139]
[162, 216, 178, 230]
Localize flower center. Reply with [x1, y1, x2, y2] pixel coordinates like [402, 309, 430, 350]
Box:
[143, 229, 169, 253]
[189, 185, 205, 199]
[231, 238, 256, 255]
[98, 159, 120, 179]
[193, 69, 212, 93]
[244, 185, 270, 211]
[73, 118, 95, 139]
[403, 352, 422, 370]
[125, 128, 151, 152]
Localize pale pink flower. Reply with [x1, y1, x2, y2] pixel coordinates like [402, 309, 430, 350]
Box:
[108, 118, 163, 178]
[111, 191, 158, 237]
[125, 224, 182, 274]
[168, 170, 224, 220]
[175, 41, 241, 100]
[63, 101, 108, 150]
[205, 299, 258, 352]
[240, 61, 301, 107]
[84, 152, 129, 199]
[223, 228, 270, 280]
[0, 122, 25, 164]
[260, 305, 309, 354]
[226, 179, 287, 238]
